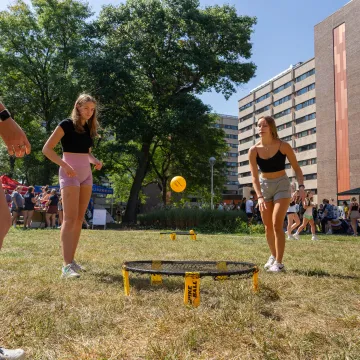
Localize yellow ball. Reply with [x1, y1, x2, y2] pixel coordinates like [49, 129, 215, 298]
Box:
[170, 176, 186, 192]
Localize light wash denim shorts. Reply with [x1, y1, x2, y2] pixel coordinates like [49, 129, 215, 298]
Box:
[259, 174, 291, 202]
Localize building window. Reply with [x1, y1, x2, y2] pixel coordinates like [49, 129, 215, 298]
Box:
[227, 171, 238, 176]
[239, 160, 249, 166]
[227, 152, 238, 157]
[228, 143, 238, 149]
[255, 105, 270, 115]
[239, 101, 253, 112]
[239, 113, 253, 123]
[295, 127, 316, 138]
[304, 173, 317, 180]
[296, 83, 315, 96]
[295, 143, 316, 152]
[226, 162, 237, 167]
[298, 158, 317, 166]
[239, 183, 253, 188]
[226, 134, 238, 139]
[281, 135, 292, 142]
[277, 121, 292, 131]
[285, 163, 291, 169]
[295, 98, 316, 111]
[273, 95, 292, 107]
[239, 136, 253, 144]
[226, 181, 239, 185]
[295, 69, 315, 83]
[239, 124, 252, 133]
[255, 93, 270, 103]
[295, 112, 316, 125]
[239, 149, 248, 156]
[274, 108, 291, 119]
[273, 81, 292, 94]
[240, 172, 251, 178]
[224, 124, 238, 130]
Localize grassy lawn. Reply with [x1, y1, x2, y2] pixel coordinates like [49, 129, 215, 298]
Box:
[0, 229, 359, 360]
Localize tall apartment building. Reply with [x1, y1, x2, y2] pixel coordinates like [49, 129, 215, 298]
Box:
[238, 0, 360, 203]
[214, 114, 239, 195]
[238, 59, 317, 197]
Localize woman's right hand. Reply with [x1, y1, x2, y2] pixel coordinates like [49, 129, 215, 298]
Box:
[257, 197, 267, 211]
[62, 163, 77, 177]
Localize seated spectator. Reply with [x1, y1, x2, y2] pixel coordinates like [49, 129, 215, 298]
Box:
[11, 186, 24, 229]
[321, 199, 334, 234]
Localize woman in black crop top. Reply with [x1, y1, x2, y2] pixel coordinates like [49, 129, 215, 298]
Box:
[348, 197, 360, 236]
[42, 94, 103, 279]
[248, 116, 305, 273]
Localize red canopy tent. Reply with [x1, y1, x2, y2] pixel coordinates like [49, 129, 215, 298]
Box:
[0, 175, 28, 194]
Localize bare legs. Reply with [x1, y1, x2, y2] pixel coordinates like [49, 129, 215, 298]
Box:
[0, 185, 12, 249]
[60, 185, 92, 265]
[260, 198, 291, 264]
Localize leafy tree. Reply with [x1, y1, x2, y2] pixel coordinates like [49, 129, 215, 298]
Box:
[94, 0, 256, 223]
[147, 99, 228, 205]
[0, 0, 93, 183]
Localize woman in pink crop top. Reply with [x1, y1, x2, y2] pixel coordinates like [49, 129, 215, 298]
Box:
[43, 94, 103, 279]
[248, 116, 305, 272]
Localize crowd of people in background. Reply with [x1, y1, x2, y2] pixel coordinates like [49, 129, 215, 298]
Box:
[215, 191, 359, 237]
[4, 184, 95, 230]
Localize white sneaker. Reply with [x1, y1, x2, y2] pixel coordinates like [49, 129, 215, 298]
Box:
[284, 231, 288, 235]
[267, 262, 285, 273]
[61, 264, 80, 279]
[0, 347, 25, 360]
[71, 260, 86, 272]
[311, 235, 318, 241]
[287, 235, 295, 240]
[293, 233, 300, 240]
[264, 255, 276, 270]
[326, 230, 332, 235]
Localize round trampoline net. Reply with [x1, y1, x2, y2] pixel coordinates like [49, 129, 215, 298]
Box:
[123, 260, 257, 277]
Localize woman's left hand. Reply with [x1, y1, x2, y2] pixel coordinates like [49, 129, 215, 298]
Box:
[94, 159, 103, 170]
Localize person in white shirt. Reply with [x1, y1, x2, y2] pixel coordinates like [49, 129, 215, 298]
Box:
[245, 196, 254, 220]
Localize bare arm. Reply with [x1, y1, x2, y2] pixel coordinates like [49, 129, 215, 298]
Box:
[42, 126, 76, 177]
[89, 148, 103, 170]
[283, 142, 305, 200]
[248, 145, 267, 210]
[0, 102, 31, 157]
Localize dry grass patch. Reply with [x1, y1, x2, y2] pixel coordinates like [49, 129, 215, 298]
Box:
[0, 229, 359, 359]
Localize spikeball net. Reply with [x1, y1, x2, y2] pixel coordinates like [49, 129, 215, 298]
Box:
[122, 260, 259, 307]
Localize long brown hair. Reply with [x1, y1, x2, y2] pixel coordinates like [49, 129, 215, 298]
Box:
[71, 94, 99, 138]
[304, 191, 313, 206]
[258, 116, 279, 139]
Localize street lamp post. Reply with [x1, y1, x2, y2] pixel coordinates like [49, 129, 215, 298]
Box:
[209, 157, 216, 210]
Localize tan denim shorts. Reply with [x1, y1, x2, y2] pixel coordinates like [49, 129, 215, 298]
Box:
[259, 175, 291, 202]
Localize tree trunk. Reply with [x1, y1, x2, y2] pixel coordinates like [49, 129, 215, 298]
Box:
[162, 178, 168, 206]
[9, 157, 15, 178]
[122, 141, 152, 224]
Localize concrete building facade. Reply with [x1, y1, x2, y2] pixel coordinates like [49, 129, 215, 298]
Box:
[238, 59, 317, 197]
[238, 0, 360, 203]
[215, 114, 239, 195]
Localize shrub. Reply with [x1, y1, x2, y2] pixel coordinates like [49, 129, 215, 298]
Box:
[138, 208, 248, 233]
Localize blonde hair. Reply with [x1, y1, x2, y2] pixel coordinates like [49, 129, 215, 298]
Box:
[71, 94, 99, 138]
[258, 116, 279, 139]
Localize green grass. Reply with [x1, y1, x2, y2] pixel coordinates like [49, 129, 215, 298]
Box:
[0, 229, 359, 359]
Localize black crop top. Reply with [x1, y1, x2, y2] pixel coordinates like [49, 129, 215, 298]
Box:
[351, 203, 359, 211]
[256, 142, 286, 173]
[59, 119, 93, 154]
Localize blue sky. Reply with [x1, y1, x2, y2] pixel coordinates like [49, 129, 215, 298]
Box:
[0, 0, 350, 115]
